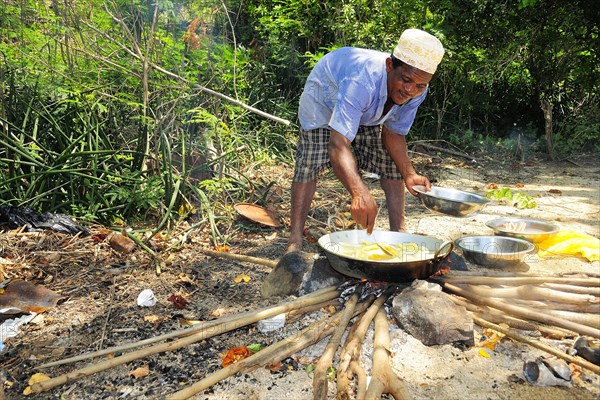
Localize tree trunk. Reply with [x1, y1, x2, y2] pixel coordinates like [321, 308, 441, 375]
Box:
[541, 98, 554, 157]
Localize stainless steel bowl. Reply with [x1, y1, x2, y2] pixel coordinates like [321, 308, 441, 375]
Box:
[413, 185, 491, 217]
[485, 218, 559, 243]
[454, 235, 535, 267]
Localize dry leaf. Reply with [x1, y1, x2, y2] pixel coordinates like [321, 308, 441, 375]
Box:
[179, 319, 201, 326]
[234, 273, 251, 283]
[178, 273, 197, 286]
[0, 279, 62, 313]
[129, 366, 150, 379]
[322, 304, 338, 314]
[515, 183, 525, 188]
[167, 294, 188, 309]
[212, 245, 230, 252]
[303, 228, 318, 244]
[210, 308, 226, 318]
[267, 361, 283, 372]
[220, 345, 252, 367]
[23, 373, 50, 395]
[144, 315, 164, 327]
[479, 326, 507, 351]
[486, 183, 498, 190]
[548, 189, 562, 195]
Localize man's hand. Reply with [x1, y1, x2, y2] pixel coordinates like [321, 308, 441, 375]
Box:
[328, 130, 378, 233]
[404, 173, 431, 196]
[350, 190, 378, 234]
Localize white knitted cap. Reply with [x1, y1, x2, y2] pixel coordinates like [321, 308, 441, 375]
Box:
[393, 29, 444, 74]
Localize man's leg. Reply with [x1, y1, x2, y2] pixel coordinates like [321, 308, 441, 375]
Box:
[286, 179, 317, 253]
[381, 178, 406, 231]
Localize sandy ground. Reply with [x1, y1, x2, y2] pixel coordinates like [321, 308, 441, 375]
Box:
[191, 155, 600, 400]
[1, 153, 599, 400]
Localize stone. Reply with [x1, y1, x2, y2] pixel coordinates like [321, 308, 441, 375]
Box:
[108, 233, 136, 254]
[391, 280, 474, 346]
[260, 251, 346, 298]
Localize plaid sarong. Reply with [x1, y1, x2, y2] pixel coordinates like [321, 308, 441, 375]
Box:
[293, 125, 404, 182]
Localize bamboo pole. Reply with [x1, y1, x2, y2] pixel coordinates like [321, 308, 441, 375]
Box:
[503, 298, 600, 314]
[542, 283, 600, 296]
[37, 285, 339, 370]
[365, 307, 411, 400]
[437, 275, 600, 287]
[463, 284, 598, 304]
[167, 295, 374, 400]
[31, 286, 341, 392]
[337, 286, 395, 399]
[448, 295, 576, 339]
[313, 293, 359, 400]
[473, 315, 600, 375]
[349, 361, 367, 399]
[442, 283, 600, 338]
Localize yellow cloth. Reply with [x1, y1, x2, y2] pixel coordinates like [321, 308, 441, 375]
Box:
[537, 230, 600, 262]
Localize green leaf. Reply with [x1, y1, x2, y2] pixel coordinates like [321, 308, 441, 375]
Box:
[305, 364, 314, 376]
[326, 366, 336, 381]
[247, 343, 263, 352]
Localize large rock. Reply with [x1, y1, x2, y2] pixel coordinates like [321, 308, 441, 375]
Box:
[260, 251, 346, 298]
[391, 280, 474, 346]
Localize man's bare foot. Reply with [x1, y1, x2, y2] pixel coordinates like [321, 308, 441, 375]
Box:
[286, 241, 303, 254]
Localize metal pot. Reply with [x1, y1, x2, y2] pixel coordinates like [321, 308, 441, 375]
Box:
[318, 230, 453, 282]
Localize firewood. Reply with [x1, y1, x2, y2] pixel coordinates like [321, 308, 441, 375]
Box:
[200, 248, 278, 268]
[442, 283, 600, 338]
[337, 286, 395, 399]
[473, 315, 600, 375]
[313, 293, 359, 400]
[167, 295, 375, 399]
[287, 298, 341, 323]
[463, 284, 598, 304]
[438, 274, 600, 287]
[542, 283, 600, 296]
[349, 361, 367, 399]
[533, 309, 600, 329]
[30, 285, 341, 392]
[365, 307, 411, 400]
[501, 298, 600, 314]
[447, 295, 576, 339]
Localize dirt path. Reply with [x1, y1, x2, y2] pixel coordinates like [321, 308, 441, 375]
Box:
[1, 151, 598, 399]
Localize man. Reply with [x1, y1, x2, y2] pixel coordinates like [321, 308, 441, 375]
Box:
[287, 28, 444, 253]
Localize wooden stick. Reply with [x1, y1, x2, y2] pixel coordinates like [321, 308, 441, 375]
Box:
[200, 248, 278, 268]
[442, 283, 600, 338]
[502, 298, 600, 314]
[437, 274, 600, 287]
[37, 285, 339, 370]
[287, 299, 340, 323]
[473, 315, 600, 375]
[167, 296, 374, 399]
[30, 286, 341, 392]
[365, 307, 411, 400]
[532, 309, 600, 329]
[313, 293, 359, 400]
[448, 296, 576, 339]
[337, 286, 394, 399]
[463, 284, 598, 304]
[349, 360, 367, 400]
[542, 283, 600, 296]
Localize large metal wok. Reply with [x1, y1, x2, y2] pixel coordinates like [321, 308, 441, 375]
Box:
[318, 230, 453, 282]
